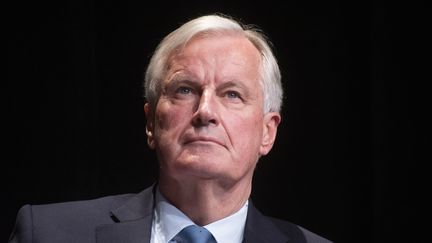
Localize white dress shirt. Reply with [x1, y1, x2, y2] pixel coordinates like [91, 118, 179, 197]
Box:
[150, 189, 248, 243]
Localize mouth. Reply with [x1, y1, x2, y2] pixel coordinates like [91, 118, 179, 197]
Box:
[184, 136, 225, 147]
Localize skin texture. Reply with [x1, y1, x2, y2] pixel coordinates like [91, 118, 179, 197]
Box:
[145, 33, 281, 225]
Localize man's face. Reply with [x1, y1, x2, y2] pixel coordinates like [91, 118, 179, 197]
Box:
[145, 34, 280, 185]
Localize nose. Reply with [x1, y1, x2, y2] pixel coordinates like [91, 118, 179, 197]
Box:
[192, 90, 219, 127]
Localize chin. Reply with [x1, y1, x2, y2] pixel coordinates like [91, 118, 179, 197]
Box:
[174, 157, 225, 178]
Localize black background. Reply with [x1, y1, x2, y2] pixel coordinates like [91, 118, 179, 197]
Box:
[5, 1, 429, 242]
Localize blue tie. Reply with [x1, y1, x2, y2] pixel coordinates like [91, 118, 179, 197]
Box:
[170, 225, 217, 243]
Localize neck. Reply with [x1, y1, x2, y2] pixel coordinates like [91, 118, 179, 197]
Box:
[158, 175, 252, 226]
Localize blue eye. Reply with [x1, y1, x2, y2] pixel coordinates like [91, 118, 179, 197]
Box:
[226, 91, 240, 99]
[177, 87, 192, 94]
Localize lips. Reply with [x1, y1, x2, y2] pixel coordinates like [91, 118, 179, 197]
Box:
[183, 135, 225, 147]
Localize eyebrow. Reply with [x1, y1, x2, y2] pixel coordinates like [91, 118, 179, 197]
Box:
[165, 72, 254, 97]
[166, 71, 198, 84]
[164, 75, 201, 93]
[218, 81, 251, 97]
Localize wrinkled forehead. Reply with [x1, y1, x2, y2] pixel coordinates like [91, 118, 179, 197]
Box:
[164, 33, 263, 81]
[168, 31, 261, 65]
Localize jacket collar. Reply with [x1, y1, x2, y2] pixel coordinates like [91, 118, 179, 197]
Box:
[95, 186, 156, 243]
[243, 201, 305, 243]
[95, 185, 303, 243]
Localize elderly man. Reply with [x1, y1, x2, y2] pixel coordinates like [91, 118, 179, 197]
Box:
[9, 15, 331, 243]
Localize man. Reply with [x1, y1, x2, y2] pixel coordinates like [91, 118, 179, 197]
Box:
[9, 14, 331, 243]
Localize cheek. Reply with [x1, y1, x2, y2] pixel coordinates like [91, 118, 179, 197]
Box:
[227, 113, 264, 150]
[154, 101, 191, 140]
[155, 101, 178, 128]
[155, 108, 175, 131]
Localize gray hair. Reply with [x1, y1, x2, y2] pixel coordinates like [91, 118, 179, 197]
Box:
[144, 14, 283, 113]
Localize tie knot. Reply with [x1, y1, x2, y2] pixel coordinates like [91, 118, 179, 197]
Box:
[170, 225, 217, 243]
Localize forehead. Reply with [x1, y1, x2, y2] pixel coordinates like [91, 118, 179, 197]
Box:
[165, 33, 262, 82]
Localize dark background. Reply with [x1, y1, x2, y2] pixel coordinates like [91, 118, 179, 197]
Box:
[5, 1, 429, 242]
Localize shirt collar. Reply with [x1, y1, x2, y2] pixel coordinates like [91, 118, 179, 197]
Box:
[155, 189, 248, 243]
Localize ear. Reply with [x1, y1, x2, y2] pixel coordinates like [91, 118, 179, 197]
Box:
[259, 112, 281, 156]
[144, 103, 156, 149]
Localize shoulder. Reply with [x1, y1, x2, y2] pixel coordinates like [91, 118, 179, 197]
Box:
[245, 202, 332, 243]
[9, 193, 136, 243]
[30, 193, 135, 222]
[268, 217, 333, 243]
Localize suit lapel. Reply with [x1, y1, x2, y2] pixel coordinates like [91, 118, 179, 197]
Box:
[94, 187, 305, 243]
[243, 201, 303, 243]
[95, 218, 151, 243]
[96, 186, 156, 243]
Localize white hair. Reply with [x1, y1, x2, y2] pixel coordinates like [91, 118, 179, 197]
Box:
[144, 14, 283, 113]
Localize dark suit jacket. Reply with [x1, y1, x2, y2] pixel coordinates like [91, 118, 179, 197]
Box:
[9, 186, 331, 243]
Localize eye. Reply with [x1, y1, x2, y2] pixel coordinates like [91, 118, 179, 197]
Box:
[225, 91, 241, 99]
[176, 86, 193, 95]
